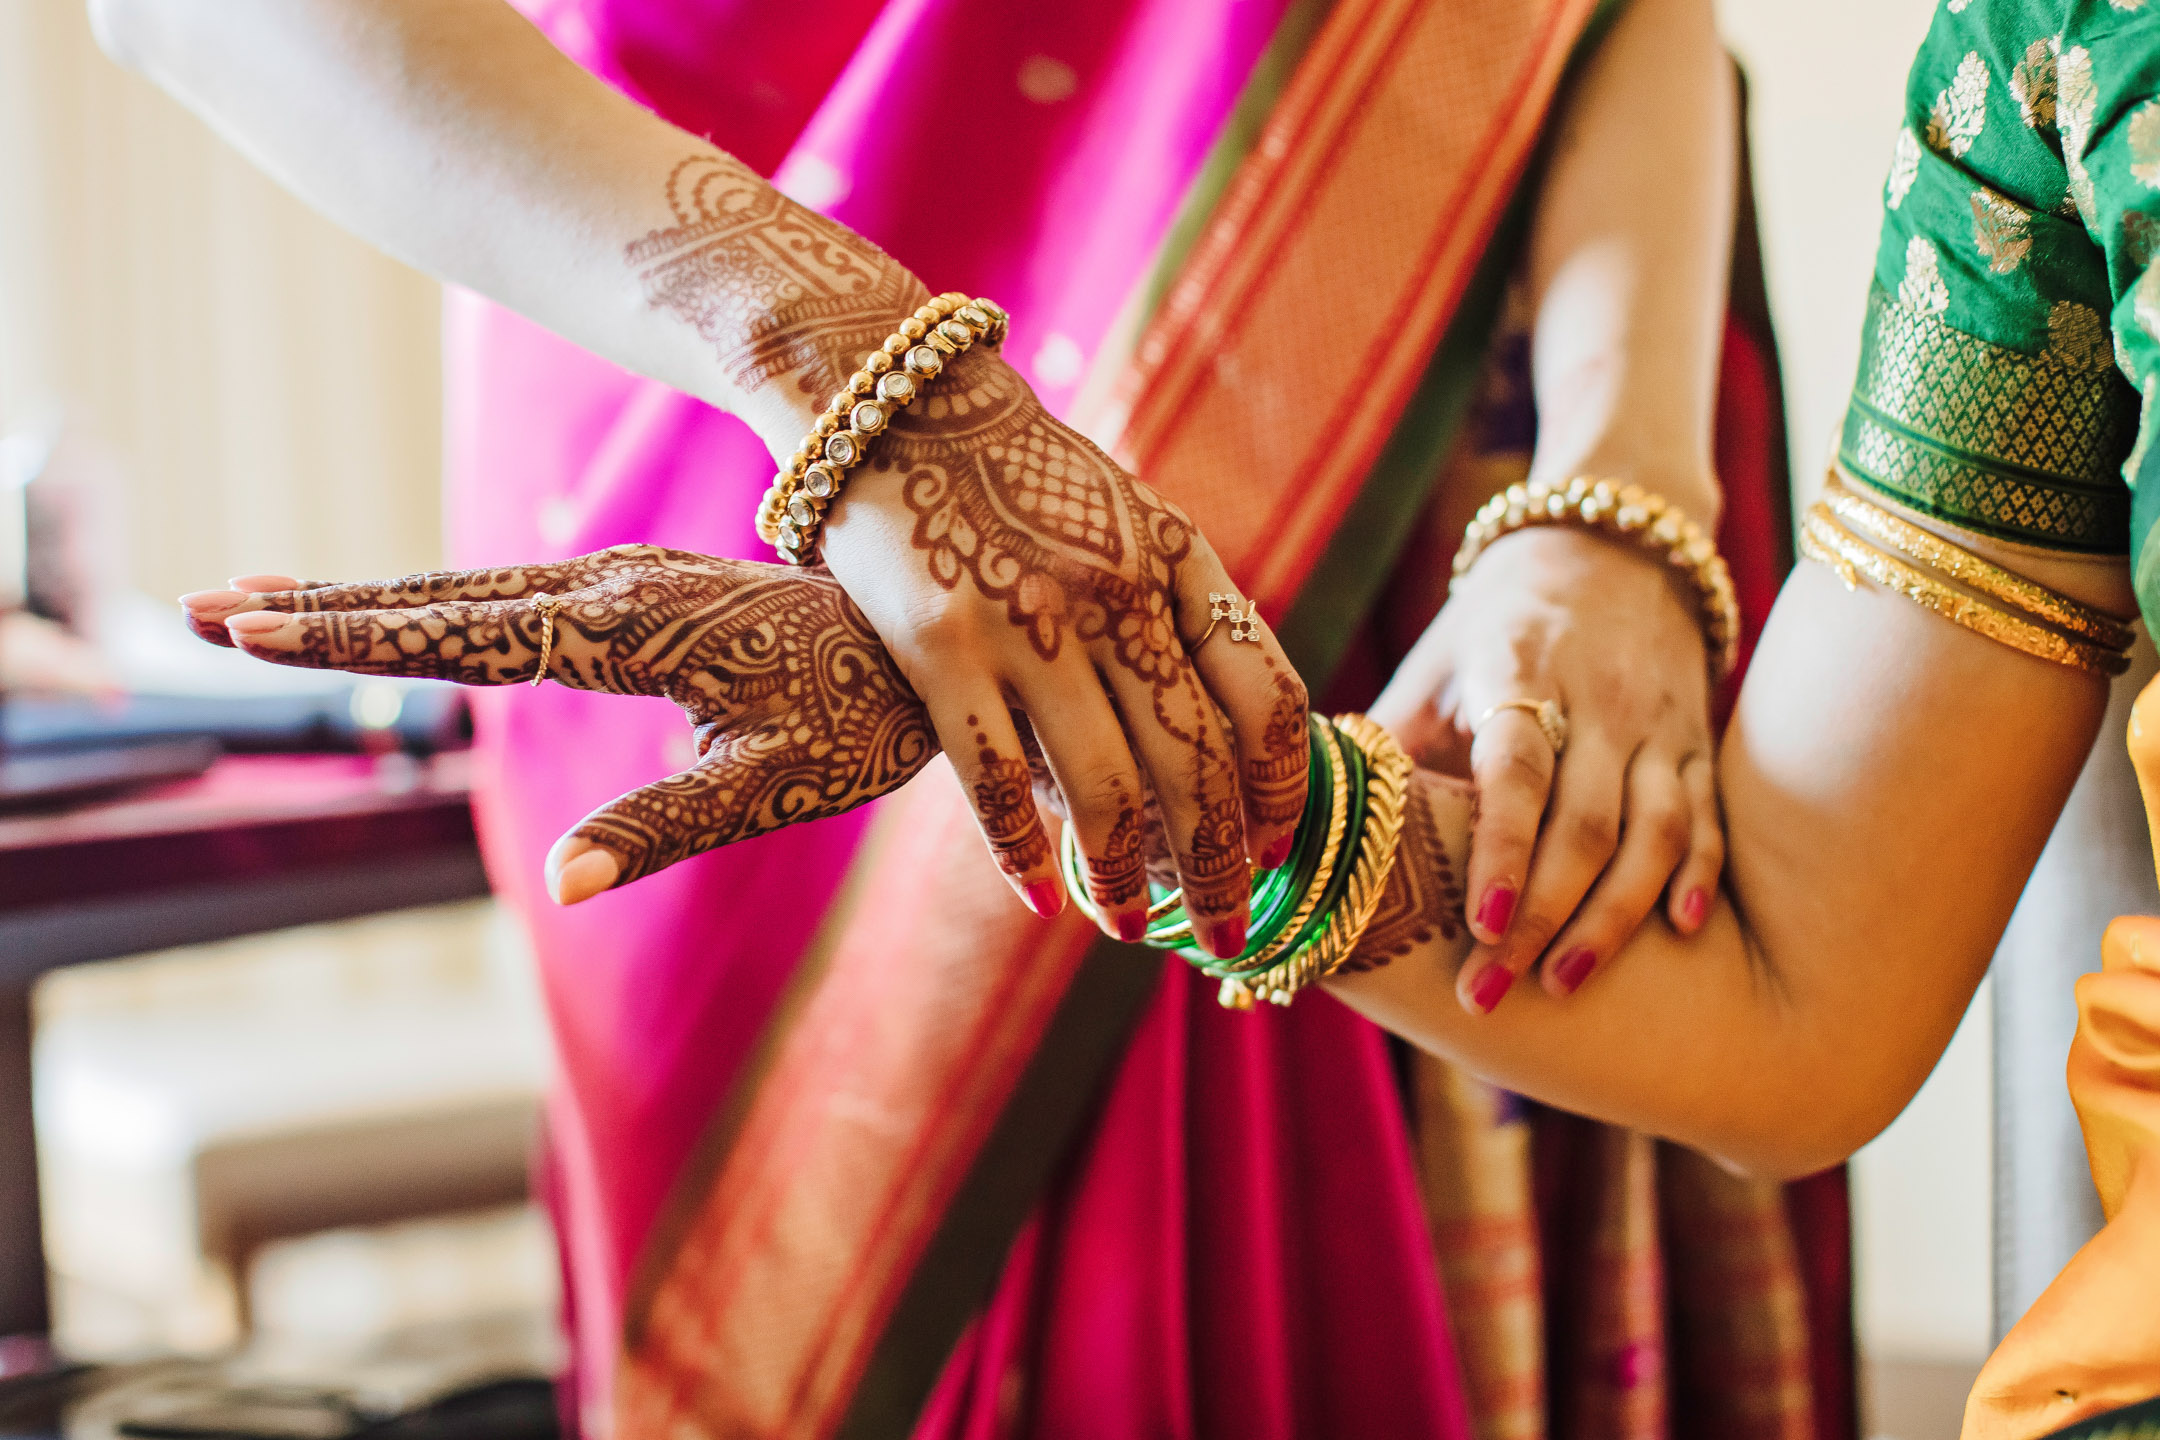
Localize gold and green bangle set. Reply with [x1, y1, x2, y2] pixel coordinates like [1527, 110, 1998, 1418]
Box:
[1064, 712, 1416, 1011]
[760, 293, 1420, 1008]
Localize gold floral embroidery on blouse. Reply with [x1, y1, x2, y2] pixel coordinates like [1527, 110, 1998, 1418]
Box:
[2048, 300, 2114, 370]
[1888, 128, 1923, 209]
[1972, 188, 2033, 272]
[1927, 51, 1991, 156]
[2130, 101, 2160, 190]
[2010, 37, 2058, 131]
[1900, 236, 1952, 312]
[2060, 43, 2099, 224]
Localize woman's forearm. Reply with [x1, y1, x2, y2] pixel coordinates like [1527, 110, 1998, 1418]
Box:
[1520, 0, 1735, 522]
[1351, 531, 2129, 1178]
[91, 0, 919, 450]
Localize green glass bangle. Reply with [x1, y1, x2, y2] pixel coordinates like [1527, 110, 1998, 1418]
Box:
[1141, 714, 1333, 955]
[1266, 716, 1370, 965]
[1177, 717, 1337, 969]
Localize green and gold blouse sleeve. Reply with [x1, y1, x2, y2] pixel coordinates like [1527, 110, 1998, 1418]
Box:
[1839, 0, 2141, 562]
[2076, 8, 2160, 624]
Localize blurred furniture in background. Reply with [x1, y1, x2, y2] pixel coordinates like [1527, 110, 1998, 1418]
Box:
[32, 900, 548, 1357]
[0, 753, 492, 1340]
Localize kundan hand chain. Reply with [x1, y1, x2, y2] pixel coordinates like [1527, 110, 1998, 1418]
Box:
[756, 293, 1009, 564]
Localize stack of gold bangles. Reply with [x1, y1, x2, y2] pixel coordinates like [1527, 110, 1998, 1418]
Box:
[1063, 712, 1414, 1010]
[1801, 470, 2134, 676]
[756, 292, 1009, 565]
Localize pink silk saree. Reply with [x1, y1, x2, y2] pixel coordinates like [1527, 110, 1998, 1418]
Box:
[444, 1, 1855, 1436]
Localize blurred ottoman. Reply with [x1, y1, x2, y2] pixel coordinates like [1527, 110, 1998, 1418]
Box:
[31, 900, 551, 1357]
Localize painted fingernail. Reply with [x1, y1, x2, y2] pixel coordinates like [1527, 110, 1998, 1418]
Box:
[1467, 962, 1515, 1015]
[179, 590, 244, 617]
[1114, 909, 1148, 944]
[225, 611, 290, 637]
[229, 573, 299, 592]
[1022, 880, 1065, 919]
[1259, 832, 1295, 870]
[1680, 887, 1709, 932]
[1553, 947, 1597, 995]
[1204, 914, 1248, 961]
[1474, 885, 1518, 938]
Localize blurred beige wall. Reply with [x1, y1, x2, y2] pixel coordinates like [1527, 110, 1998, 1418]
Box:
[0, 0, 443, 608]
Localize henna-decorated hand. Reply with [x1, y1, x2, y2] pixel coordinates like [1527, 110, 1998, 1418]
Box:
[808, 345, 1307, 957]
[621, 153, 1309, 955]
[179, 546, 934, 904]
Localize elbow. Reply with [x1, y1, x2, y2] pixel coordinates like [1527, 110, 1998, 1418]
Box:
[1691, 1075, 1913, 1183]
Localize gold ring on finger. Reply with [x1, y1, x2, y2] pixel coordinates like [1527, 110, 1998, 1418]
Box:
[530, 592, 562, 688]
[1196, 591, 1260, 649]
[1473, 698, 1569, 758]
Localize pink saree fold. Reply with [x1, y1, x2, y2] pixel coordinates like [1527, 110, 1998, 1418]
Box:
[451, 1, 1306, 1430]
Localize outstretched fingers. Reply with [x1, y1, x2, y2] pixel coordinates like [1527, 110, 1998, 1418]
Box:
[223, 598, 552, 686]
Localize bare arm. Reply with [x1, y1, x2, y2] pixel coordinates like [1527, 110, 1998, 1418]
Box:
[113, 0, 1311, 951]
[1351, 530, 2131, 1178]
[1387, 0, 1740, 1006]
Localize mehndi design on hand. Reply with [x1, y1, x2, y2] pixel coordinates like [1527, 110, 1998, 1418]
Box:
[207, 545, 934, 898]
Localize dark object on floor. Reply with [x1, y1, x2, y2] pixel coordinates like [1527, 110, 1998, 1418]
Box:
[0, 1367, 558, 1440]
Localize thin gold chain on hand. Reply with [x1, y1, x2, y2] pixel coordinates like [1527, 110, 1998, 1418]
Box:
[756, 294, 1009, 564]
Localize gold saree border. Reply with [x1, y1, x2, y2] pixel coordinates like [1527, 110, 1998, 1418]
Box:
[615, 0, 1599, 1434]
[1839, 283, 2138, 554]
[1104, 0, 1601, 599]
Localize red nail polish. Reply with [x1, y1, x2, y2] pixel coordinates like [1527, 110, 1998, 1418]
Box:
[1114, 909, 1148, 944]
[1259, 833, 1295, 871]
[1022, 880, 1064, 919]
[1553, 947, 1597, 995]
[1474, 885, 1518, 938]
[1469, 963, 1515, 1014]
[1205, 914, 1248, 961]
[1680, 887, 1709, 931]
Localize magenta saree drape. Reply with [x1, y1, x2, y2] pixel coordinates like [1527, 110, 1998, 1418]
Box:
[446, 1, 1328, 1429]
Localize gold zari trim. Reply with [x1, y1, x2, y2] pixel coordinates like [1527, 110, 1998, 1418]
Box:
[1799, 507, 2130, 676]
[1838, 284, 2136, 553]
[1822, 471, 2135, 650]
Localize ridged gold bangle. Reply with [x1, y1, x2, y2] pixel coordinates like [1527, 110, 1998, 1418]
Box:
[1220, 714, 1413, 1010]
[1799, 507, 2130, 677]
[1822, 470, 2135, 652]
[755, 292, 1008, 564]
[1452, 477, 1741, 679]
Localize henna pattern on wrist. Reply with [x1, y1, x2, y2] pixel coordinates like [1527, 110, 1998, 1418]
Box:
[628, 154, 924, 406]
[1340, 779, 1465, 973]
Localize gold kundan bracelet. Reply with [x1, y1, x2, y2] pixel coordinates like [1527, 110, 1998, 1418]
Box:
[756, 293, 1008, 564]
[1799, 505, 2131, 676]
[1452, 477, 1741, 678]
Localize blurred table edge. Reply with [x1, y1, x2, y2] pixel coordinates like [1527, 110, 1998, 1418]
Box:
[0, 751, 490, 1340]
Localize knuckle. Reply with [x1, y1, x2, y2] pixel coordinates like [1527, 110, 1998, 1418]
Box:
[1569, 807, 1621, 855]
[1648, 804, 1693, 856]
[1478, 742, 1551, 791]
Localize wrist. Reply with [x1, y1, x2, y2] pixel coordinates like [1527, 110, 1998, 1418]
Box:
[747, 258, 934, 454]
[1525, 451, 1722, 533]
